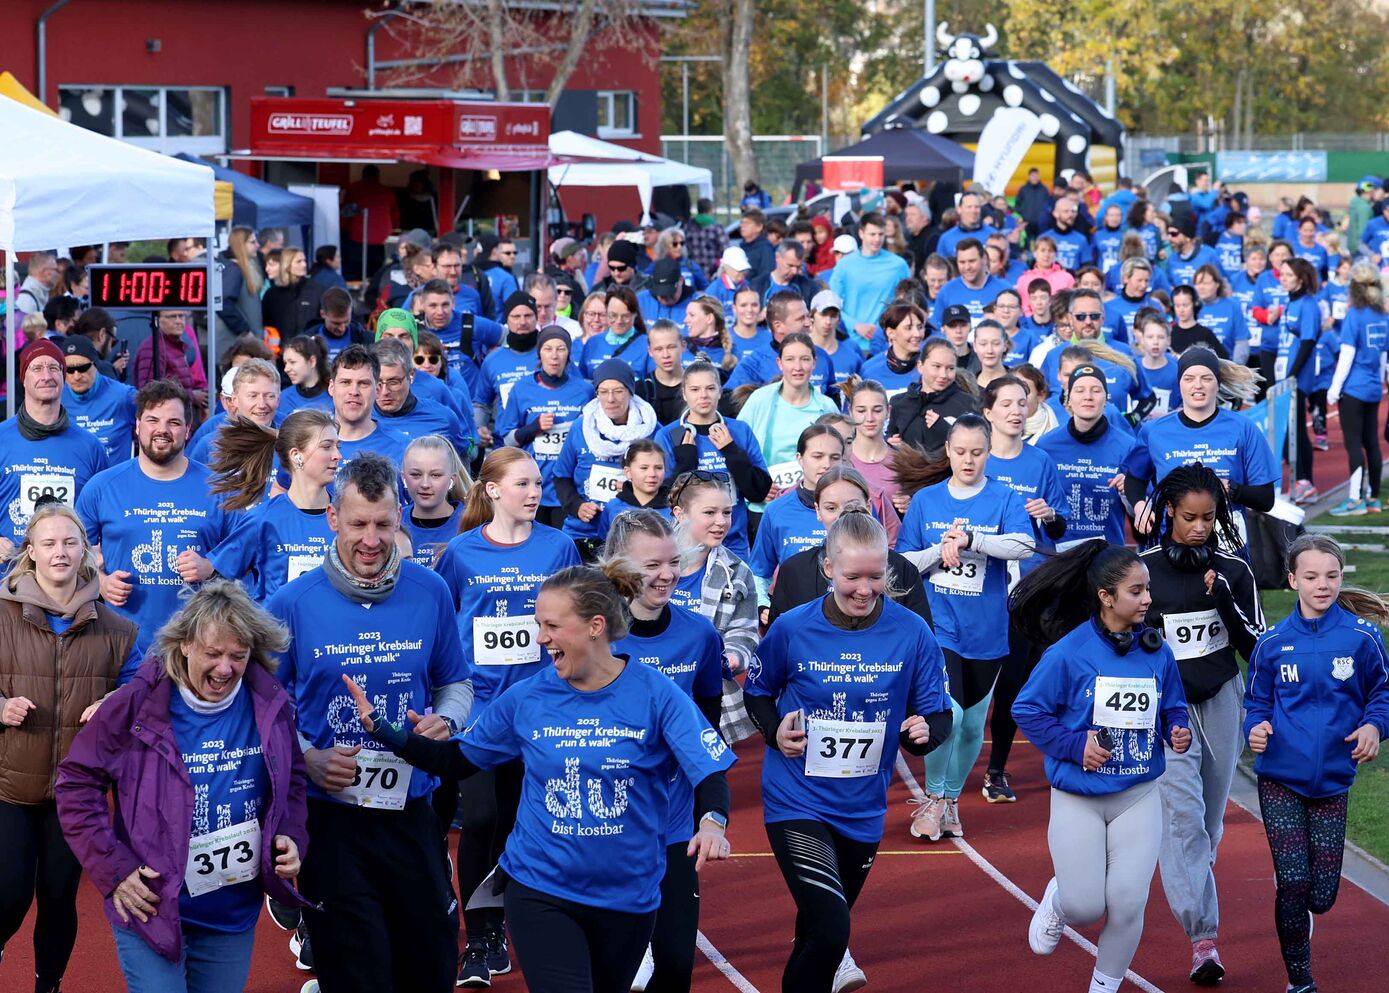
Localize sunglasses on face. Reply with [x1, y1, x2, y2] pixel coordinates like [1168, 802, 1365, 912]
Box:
[671, 240, 685, 246]
[414, 354, 442, 365]
[1072, 312, 1103, 322]
[607, 263, 629, 273]
[1167, 229, 1181, 237]
[65, 361, 94, 375]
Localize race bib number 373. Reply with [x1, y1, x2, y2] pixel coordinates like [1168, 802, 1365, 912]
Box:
[185, 819, 261, 897]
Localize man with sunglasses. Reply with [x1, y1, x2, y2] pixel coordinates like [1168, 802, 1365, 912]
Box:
[1165, 214, 1221, 288]
[595, 239, 648, 294]
[61, 336, 137, 465]
[1042, 291, 1157, 420]
[474, 233, 520, 312]
[68, 307, 127, 379]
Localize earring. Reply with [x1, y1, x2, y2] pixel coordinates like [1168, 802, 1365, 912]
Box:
[293, 457, 304, 468]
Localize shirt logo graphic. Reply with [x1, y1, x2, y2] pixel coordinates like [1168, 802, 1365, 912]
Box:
[1331, 656, 1354, 681]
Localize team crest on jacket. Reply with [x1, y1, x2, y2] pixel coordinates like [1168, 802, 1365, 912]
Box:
[1331, 656, 1354, 681]
[701, 727, 728, 760]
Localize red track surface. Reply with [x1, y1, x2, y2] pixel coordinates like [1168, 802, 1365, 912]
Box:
[9, 733, 1389, 992]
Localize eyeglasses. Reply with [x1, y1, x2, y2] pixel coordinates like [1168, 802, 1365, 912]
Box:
[1072, 312, 1103, 322]
[607, 263, 629, 274]
[1166, 229, 1181, 237]
[583, 310, 607, 322]
[414, 354, 442, 366]
[671, 240, 685, 246]
[669, 469, 731, 505]
[379, 376, 408, 390]
[65, 361, 94, 375]
[596, 387, 630, 400]
[607, 312, 634, 324]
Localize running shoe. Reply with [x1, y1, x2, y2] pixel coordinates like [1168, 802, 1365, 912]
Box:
[300, 983, 320, 993]
[941, 796, 964, 837]
[908, 793, 945, 841]
[832, 948, 867, 993]
[1330, 498, 1367, 517]
[982, 769, 1017, 803]
[631, 945, 655, 991]
[456, 945, 491, 988]
[1189, 939, 1225, 985]
[1286, 985, 1317, 993]
[484, 928, 511, 977]
[1313, 434, 1329, 452]
[1292, 481, 1319, 505]
[265, 894, 302, 931]
[1367, 498, 1383, 513]
[1028, 878, 1066, 955]
[290, 922, 315, 972]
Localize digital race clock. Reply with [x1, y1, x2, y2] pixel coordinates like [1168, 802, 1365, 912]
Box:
[89, 264, 209, 310]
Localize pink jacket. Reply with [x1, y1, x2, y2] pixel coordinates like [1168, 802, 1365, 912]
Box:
[1016, 266, 1076, 316]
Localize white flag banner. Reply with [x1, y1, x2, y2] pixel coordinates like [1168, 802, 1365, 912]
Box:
[972, 108, 1042, 195]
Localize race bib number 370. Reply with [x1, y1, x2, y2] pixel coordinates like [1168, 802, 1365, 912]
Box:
[803, 718, 886, 778]
[339, 749, 411, 809]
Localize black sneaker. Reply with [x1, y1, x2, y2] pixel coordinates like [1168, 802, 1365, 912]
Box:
[266, 894, 302, 931]
[291, 921, 315, 972]
[484, 929, 511, 976]
[981, 769, 1017, 803]
[456, 946, 491, 988]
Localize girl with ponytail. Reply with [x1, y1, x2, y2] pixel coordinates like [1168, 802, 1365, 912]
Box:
[1243, 534, 1389, 993]
[340, 555, 734, 992]
[432, 448, 581, 978]
[400, 435, 471, 567]
[1010, 540, 1191, 993]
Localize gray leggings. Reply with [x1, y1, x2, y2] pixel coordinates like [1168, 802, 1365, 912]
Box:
[1048, 781, 1162, 979]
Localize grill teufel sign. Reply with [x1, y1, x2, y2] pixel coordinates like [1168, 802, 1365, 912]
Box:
[250, 98, 549, 153]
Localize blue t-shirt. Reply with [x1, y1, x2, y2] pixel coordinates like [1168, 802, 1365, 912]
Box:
[930, 275, 1012, 326]
[551, 413, 658, 542]
[435, 523, 581, 709]
[1166, 244, 1220, 287]
[580, 333, 648, 380]
[277, 384, 335, 418]
[898, 478, 1032, 659]
[207, 496, 334, 602]
[1255, 272, 1290, 353]
[986, 445, 1067, 575]
[1340, 306, 1389, 403]
[1215, 233, 1245, 280]
[860, 354, 921, 400]
[267, 562, 472, 805]
[1091, 226, 1126, 274]
[338, 422, 409, 474]
[1197, 297, 1248, 354]
[745, 597, 949, 841]
[821, 341, 865, 379]
[403, 502, 464, 568]
[171, 684, 268, 933]
[495, 375, 595, 508]
[457, 660, 734, 913]
[670, 561, 707, 614]
[729, 327, 772, 359]
[748, 489, 822, 584]
[1004, 327, 1037, 367]
[477, 347, 540, 412]
[723, 343, 836, 394]
[1277, 295, 1323, 393]
[1103, 294, 1153, 344]
[612, 605, 725, 844]
[1036, 422, 1135, 547]
[76, 459, 232, 659]
[1040, 228, 1091, 272]
[0, 420, 108, 545]
[1321, 280, 1350, 331]
[63, 375, 137, 464]
[1013, 619, 1189, 797]
[375, 397, 474, 458]
[1228, 271, 1263, 349]
[597, 496, 674, 542]
[1139, 357, 1179, 413]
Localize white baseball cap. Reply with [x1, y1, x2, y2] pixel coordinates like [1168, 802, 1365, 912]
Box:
[810, 290, 844, 313]
[832, 234, 858, 255]
[720, 246, 752, 272]
[220, 368, 239, 398]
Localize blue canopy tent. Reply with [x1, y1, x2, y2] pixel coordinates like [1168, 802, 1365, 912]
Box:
[173, 153, 315, 246]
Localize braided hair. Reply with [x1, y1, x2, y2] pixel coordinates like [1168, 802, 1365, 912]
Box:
[1145, 463, 1243, 552]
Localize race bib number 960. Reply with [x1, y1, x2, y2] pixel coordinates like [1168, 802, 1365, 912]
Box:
[473, 614, 541, 666]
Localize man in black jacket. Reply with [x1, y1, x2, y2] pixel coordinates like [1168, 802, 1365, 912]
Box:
[1014, 168, 1053, 241]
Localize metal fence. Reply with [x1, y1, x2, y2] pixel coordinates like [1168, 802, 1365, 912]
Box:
[661, 134, 829, 216]
[1131, 133, 1389, 153]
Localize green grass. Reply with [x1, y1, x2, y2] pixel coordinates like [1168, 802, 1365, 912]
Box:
[1249, 512, 1389, 864]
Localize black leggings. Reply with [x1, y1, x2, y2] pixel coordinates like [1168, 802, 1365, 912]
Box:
[943, 648, 1003, 710]
[648, 843, 700, 993]
[1287, 389, 1315, 482]
[455, 760, 524, 944]
[0, 801, 83, 989]
[504, 879, 655, 993]
[1341, 394, 1384, 499]
[988, 623, 1041, 772]
[1257, 777, 1347, 987]
[766, 819, 879, 993]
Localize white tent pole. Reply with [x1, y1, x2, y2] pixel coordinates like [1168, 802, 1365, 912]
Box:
[206, 225, 217, 402]
[5, 247, 15, 419]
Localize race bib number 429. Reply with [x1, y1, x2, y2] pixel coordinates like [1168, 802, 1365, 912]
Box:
[1092, 675, 1158, 731]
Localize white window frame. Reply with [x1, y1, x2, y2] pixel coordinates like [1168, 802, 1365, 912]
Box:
[596, 90, 636, 139]
[57, 85, 228, 155]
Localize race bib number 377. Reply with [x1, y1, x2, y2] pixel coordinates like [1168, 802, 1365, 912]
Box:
[803, 718, 886, 778]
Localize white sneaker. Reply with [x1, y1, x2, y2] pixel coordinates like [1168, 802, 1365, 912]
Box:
[909, 794, 945, 841]
[832, 948, 868, 993]
[941, 797, 964, 837]
[299, 983, 319, 993]
[630, 945, 654, 991]
[1028, 878, 1066, 955]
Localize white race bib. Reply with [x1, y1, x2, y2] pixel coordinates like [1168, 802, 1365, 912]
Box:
[19, 473, 73, 517]
[184, 819, 261, 897]
[532, 420, 571, 458]
[1274, 355, 1289, 380]
[803, 718, 886, 778]
[1334, 300, 1348, 321]
[1248, 324, 1262, 348]
[1162, 609, 1228, 661]
[586, 463, 625, 502]
[930, 549, 986, 594]
[1092, 675, 1158, 731]
[1151, 388, 1172, 414]
[286, 554, 321, 582]
[884, 386, 910, 401]
[339, 749, 411, 810]
[767, 460, 802, 491]
[472, 614, 541, 666]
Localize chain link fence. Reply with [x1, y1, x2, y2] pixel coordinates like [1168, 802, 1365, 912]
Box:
[662, 135, 831, 219]
[1131, 133, 1389, 154]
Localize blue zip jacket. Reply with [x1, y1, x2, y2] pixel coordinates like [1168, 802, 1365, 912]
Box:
[1243, 602, 1389, 798]
[1013, 619, 1189, 796]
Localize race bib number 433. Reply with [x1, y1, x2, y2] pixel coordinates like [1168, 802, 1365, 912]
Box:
[803, 718, 886, 778]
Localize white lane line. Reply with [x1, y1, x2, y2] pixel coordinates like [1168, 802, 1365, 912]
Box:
[895, 754, 1166, 993]
[697, 929, 764, 993]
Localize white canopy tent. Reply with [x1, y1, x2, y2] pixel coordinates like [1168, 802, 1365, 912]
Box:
[547, 130, 713, 224]
[0, 95, 216, 411]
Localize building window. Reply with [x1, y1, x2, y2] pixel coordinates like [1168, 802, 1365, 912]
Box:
[596, 90, 636, 138]
[264, 85, 294, 97]
[58, 85, 227, 154]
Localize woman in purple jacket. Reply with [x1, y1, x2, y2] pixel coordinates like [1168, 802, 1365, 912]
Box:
[55, 580, 309, 993]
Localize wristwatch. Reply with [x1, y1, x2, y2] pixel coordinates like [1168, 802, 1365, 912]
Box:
[700, 811, 728, 831]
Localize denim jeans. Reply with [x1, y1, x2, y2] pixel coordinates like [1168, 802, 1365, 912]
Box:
[112, 923, 256, 993]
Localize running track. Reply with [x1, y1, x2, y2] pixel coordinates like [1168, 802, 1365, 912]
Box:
[11, 733, 1389, 992]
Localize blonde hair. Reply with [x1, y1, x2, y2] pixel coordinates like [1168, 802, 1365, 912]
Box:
[157, 579, 290, 689]
[228, 226, 264, 296]
[1287, 534, 1389, 624]
[403, 435, 472, 506]
[275, 247, 305, 288]
[21, 312, 48, 337]
[5, 503, 98, 587]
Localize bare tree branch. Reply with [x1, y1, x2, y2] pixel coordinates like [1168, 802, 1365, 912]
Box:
[486, 0, 513, 100]
[545, 0, 600, 107]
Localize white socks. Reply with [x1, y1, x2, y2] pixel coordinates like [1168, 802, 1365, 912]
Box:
[1088, 969, 1122, 993]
